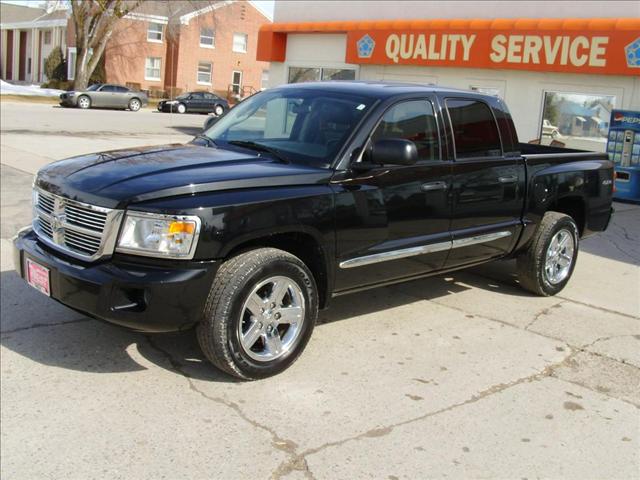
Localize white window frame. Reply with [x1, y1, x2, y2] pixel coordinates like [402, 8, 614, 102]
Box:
[197, 61, 212, 85]
[144, 57, 162, 81]
[200, 27, 215, 49]
[232, 33, 248, 53]
[147, 22, 163, 43]
[67, 47, 77, 80]
[66, 47, 93, 81]
[261, 70, 269, 90]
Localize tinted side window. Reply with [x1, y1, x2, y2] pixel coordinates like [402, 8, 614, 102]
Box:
[101, 85, 115, 92]
[190, 92, 204, 99]
[446, 99, 502, 159]
[372, 100, 439, 161]
[115, 86, 129, 93]
[203, 93, 215, 100]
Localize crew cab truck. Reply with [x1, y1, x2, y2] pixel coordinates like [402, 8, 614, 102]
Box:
[13, 82, 614, 379]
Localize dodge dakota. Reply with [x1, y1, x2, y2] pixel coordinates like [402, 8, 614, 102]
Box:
[14, 81, 614, 379]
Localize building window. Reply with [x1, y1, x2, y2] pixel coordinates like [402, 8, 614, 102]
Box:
[231, 70, 242, 94]
[232, 33, 247, 53]
[200, 28, 215, 48]
[197, 62, 212, 85]
[261, 70, 269, 90]
[541, 91, 615, 152]
[145, 57, 161, 81]
[288, 67, 356, 83]
[446, 98, 502, 159]
[43, 30, 52, 45]
[147, 22, 163, 42]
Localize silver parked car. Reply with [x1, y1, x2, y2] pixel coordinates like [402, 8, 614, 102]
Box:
[59, 84, 148, 111]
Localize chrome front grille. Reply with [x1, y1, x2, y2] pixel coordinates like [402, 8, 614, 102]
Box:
[33, 188, 124, 261]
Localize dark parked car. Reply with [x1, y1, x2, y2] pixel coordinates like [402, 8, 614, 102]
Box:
[157, 91, 229, 115]
[59, 84, 148, 111]
[15, 82, 613, 380]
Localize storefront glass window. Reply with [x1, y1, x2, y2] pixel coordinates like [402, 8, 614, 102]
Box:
[288, 67, 356, 84]
[288, 67, 321, 83]
[540, 92, 615, 152]
[321, 68, 356, 81]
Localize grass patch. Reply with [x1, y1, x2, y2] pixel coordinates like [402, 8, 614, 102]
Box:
[0, 95, 59, 104]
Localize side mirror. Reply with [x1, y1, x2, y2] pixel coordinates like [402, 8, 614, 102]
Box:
[370, 139, 418, 166]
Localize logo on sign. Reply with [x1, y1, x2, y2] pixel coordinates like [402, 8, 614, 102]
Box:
[625, 37, 640, 67]
[357, 34, 375, 58]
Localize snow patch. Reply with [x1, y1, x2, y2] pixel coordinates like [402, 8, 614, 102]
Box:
[0, 80, 64, 97]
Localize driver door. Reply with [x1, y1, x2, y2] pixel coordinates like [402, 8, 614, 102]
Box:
[332, 98, 452, 292]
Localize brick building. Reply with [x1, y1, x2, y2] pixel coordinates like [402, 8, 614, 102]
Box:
[1, 1, 270, 99]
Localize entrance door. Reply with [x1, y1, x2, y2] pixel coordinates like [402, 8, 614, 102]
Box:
[5, 30, 14, 79]
[333, 98, 452, 292]
[231, 71, 242, 95]
[443, 97, 525, 268]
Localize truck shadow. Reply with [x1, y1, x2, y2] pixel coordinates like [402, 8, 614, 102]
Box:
[0, 262, 526, 382]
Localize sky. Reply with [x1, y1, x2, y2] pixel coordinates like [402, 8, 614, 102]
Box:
[0, 0, 275, 19]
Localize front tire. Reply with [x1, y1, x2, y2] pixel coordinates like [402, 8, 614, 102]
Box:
[128, 98, 141, 111]
[197, 248, 318, 380]
[77, 95, 91, 109]
[517, 212, 579, 296]
[176, 103, 186, 114]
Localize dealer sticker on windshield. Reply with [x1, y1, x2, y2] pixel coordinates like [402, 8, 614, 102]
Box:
[26, 258, 50, 297]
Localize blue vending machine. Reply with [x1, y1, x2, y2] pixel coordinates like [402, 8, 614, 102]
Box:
[607, 109, 640, 202]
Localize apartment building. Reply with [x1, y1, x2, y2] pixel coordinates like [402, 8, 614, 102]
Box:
[0, 2, 68, 83]
[1, 1, 271, 98]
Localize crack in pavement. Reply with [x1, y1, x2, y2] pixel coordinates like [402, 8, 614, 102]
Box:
[0, 317, 91, 335]
[143, 336, 316, 480]
[272, 349, 579, 477]
[524, 300, 566, 330]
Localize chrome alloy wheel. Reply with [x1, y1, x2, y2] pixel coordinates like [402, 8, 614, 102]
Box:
[544, 228, 575, 284]
[238, 276, 306, 362]
[129, 98, 141, 111]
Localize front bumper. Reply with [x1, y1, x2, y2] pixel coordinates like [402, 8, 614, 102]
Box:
[157, 102, 178, 112]
[13, 228, 219, 332]
[59, 95, 78, 107]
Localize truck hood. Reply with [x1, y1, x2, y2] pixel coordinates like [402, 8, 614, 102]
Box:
[35, 143, 332, 209]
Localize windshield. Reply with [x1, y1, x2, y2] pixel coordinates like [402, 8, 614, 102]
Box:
[203, 88, 374, 166]
[86, 84, 101, 91]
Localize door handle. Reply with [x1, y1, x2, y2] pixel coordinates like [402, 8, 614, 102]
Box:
[498, 175, 518, 184]
[421, 181, 448, 192]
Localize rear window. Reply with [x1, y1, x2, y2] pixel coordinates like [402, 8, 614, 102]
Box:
[446, 99, 502, 159]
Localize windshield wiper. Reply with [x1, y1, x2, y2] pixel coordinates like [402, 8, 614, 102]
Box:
[193, 134, 217, 147]
[228, 140, 289, 164]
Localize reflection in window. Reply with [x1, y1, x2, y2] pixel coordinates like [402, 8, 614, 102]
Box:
[541, 92, 615, 152]
[372, 100, 440, 161]
[447, 99, 502, 159]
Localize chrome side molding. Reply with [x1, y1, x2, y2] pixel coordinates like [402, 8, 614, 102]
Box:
[339, 230, 512, 269]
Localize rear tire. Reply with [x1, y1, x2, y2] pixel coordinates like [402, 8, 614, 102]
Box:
[77, 95, 91, 109]
[197, 248, 318, 380]
[214, 104, 225, 116]
[517, 212, 579, 296]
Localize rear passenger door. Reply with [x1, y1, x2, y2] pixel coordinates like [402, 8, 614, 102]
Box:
[188, 92, 205, 112]
[444, 97, 525, 268]
[332, 98, 452, 292]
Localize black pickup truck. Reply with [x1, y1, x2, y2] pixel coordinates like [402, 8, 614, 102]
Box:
[13, 81, 613, 379]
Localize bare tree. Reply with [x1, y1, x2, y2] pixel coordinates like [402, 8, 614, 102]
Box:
[70, 0, 143, 90]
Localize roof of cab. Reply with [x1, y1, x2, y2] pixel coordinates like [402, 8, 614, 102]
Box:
[275, 80, 485, 99]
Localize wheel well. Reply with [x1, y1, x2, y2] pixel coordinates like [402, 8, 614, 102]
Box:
[227, 233, 329, 309]
[553, 197, 585, 235]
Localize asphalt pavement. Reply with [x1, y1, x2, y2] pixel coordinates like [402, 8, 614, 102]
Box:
[1, 101, 639, 480]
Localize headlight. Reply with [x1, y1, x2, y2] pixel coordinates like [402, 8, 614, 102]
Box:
[116, 212, 201, 259]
